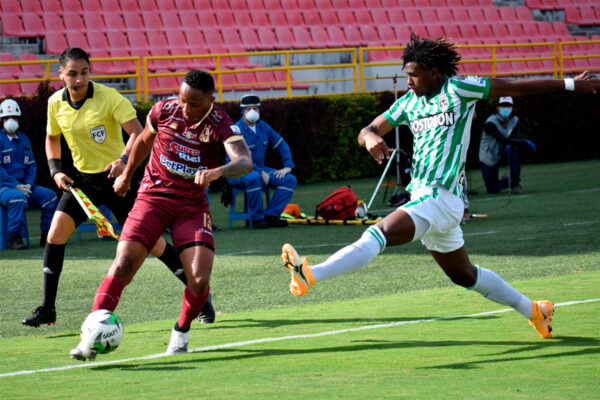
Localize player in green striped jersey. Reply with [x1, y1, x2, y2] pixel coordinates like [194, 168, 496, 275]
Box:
[283, 34, 600, 339]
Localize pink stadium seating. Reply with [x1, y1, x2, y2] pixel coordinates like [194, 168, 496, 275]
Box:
[315, 0, 334, 9]
[229, 0, 249, 10]
[348, 0, 367, 7]
[102, 12, 126, 31]
[109, 49, 137, 74]
[63, 13, 86, 32]
[467, 8, 485, 24]
[376, 26, 399, 47]
[371, 10, 390, 26]
[427, 25, 445, 39]
[302, 10, 321, 26]
[0, 0, 22, 14]
[80, 0, 102, 13]
[256, 27, 280, 50]
[320, 10, 339, 26]
[1, 16, 27, 37]
[310, 26, 339, 48]
[245, 0, 265, 11]
[22, 14, 45, 37]
[123, 12, 145, 31]
[233, 12, 253, 27]
[87, 31, 110, 51]
[387, 9, 406, 25]
[342, 26, 367, 47]
[41, 0, 62, 13]
[174, 0, 195, 10]
[251, 11, 270, 27]
[291, 26, 313, 48]
[332, 0, 349, 7]
[0, 52, 20, 78]
[127, 31, 150, 51]
[515, 6, 534, 21]
[354, 9, 373, 26]
[139, 0, 159, 11]
[420, 9, 438, 25]
[45, 32, 68, 54]
[403, 9, 422, 25]
[337, 10, 356, 26]
[359, 26, 382, 47]
[161, 11, 181, 29]
[451, 9, 469, 25]
[67, 33, 90, 51]
[326, 26, 347, 48]
[221, 28, 243, 47]
[19, 53, 44, 78]
[120, 0, 141, 11]
[215, 12, 235, 27]
[180, 12, 205, 28]
[106, 31, 130, 51]
[268, 11, 288, 27]
[83, 13, 106, 31]
[22, 0, 44, 15]
[142, 11, 163, 29]
[147, 76, 179, 96]
[275, 26, 308, 49]
[238, 27, 266, 51]
[285, 11, 304, 26]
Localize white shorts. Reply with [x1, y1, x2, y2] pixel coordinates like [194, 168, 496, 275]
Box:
[400, 186, 464, 253]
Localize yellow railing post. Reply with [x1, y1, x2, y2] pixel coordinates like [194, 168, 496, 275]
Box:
[285, 53, 291, 98]
[558, 42, 564, 79]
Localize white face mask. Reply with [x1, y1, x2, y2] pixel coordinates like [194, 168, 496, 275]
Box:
[3, 118, 18, 134]
[245, 109, 260, 124]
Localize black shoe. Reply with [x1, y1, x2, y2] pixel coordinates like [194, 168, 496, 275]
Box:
[40, 232, 48, 247]
[22, 306, 56, 327]
[265, 215, 288, 228]
[198, 294, 215, 324]
[251, 219, 269, 229]
[8, 237, 27, 250]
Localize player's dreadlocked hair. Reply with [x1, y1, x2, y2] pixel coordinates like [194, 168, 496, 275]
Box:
[402, 34, 461, 77]
[184, 69, 215, 93]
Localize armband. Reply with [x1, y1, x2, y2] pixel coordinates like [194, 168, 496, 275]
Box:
[48, 158, 62, 178]
[564, 78, 575, 91]
[119, 155, 129, 164]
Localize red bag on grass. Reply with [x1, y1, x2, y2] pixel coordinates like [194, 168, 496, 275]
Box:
[315, 186, 358, 220]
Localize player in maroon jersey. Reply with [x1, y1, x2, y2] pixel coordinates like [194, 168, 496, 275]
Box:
[70, 70, 252, 360]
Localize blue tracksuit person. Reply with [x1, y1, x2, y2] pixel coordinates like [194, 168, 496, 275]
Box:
[227, 95, 296, 228]
[0, 99, 57, 249]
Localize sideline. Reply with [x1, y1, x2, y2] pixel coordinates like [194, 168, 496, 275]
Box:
[1, 298, 598, 378]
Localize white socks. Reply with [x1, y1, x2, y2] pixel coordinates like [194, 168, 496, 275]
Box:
[311, 226, 386, 282]
[470, 266, 532, 318]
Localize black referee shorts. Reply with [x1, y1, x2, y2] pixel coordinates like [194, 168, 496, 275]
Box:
[56, 170, 140, 228]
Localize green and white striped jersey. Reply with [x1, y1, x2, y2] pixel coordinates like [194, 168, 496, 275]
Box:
[383, 75, 490, 197]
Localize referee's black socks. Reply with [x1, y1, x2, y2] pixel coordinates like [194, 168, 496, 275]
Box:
[158, 243, 187, 285]
[42, 243, 66, 310]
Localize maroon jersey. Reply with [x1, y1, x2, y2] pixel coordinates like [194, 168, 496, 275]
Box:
[139, 99, 244, 199]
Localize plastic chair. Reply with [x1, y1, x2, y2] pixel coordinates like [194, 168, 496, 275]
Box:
[0, 206, 29, 250]
[77, 205, 122, 241]
[228, 186, 270, 229]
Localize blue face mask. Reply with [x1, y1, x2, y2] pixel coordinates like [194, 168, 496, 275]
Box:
[499, 107, 512, 118]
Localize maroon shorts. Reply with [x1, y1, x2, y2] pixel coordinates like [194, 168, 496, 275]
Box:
[120, 192, 214, 253]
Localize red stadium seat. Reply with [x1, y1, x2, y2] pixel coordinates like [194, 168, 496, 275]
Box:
[21, 0, 43, 15]
[332, 0, 349, 7]
[0, 0, 22, 13]
[337, 10, 356, 25]
[127, 31, 150, 50]
[371, 9, 390, 26]
[421, 9, 438, 25]
[310, 26, 339, 48]
[0, 80, 22, 97]
[217, 73, 237, 92]
[359, 26, 382, 47]
[482, 7, 501, 23]
[156, 0, 176, 10]
[264, 0, 283, 9]
[376, 26, 399, 46]
[451, 9, 469, 25]
[146, 30, 170, 51]
[88, 50, 114, 74]
[403, 9, 422, 25]
[515, 6, 533, 21]
[80, 0, 102, 13]
[83, 13, 106, 31]
[229, 0, 249, 10]
[107, 31, 130, 51]
[491, 23, 509, 40]
[342, 26, 367, 47]
[233, 12, 253, 26]
[123, 12, 145, 31]
[238, 27, 265, 51]
[1, 15, 26, 37]
[257, 27, 280, 50]
[146, 48, 175, 72]
[302, 10, 321, 26]
[174, 0, 195, 10]
[19, 53, 44, 78]
[120, 0, 141, 11]
[314, 0, 333, 9]
[42, 13, 66, 33]
[110, 49, 137, 74]
[193, 0, 212, 10]
[41, 0, 62, 13]
[498, 7, 517, 22]
[251, 11, 270, 27]
[184, 29, 208, 53]
[475, 24, 494, 40]
[63, 13, 86, 32]
[506, 22, 526, 38]
[100, 0, 120, 10]
[394, 25, 411, 42]
[522, 22, 540, 38]
[427, 25, 445, 39]
[147, 76, 179, 96]
[102, 12, 126, 32]
[286, 11, 305, 26]
[275, 26, 307, 49]
[280, 0, 299, 9]
[268, 11, 288, 27]
[22, 13, 45, 37]
[387, 9, 406, 25]
[45, 32, 68, 54]
[165, 30, 190, 52]
[291, 26, 313, 48]
[87, 31, 110, 51]
[467, 8, 485, 24]
[326, 26, 347, 48]
[320, 10, 339, 26]
[67, 33, 90, 50]
[161, 11, 182, 29]
[429, 0, 447, 7]
[0, 52, 20, 77]
[139, 0, 159, 11]
[442, 25, 461, 42]
[141, 11, 162, 29]
[202, 28, 225, 48]
[348, 0, 366, 7]
[354, 9, 373, 25]
[180, 11, 205, 28]
[552, 22, 571, 37]
[245, 0, 265, 11]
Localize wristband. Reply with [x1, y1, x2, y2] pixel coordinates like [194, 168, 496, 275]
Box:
[564, 78, 575, 91]
[48, 158, 62, 178]
[119, 155, 129, 164]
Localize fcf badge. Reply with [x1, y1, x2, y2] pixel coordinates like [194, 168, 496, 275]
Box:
[90, 125, 107, 144]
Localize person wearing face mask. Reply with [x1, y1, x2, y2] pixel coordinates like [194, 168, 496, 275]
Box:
[0, 99, 58, 249]
[478, 97, 536, 194]
[227, 94, 296, 229]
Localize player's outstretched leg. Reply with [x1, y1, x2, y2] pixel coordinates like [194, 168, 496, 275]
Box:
[166, 322, 189, 355]
[282, 243, 315, 297]
[529, 300, 554, 339]
[69, 342, 96, 361]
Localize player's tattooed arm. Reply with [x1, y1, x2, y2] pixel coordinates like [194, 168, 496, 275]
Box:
[194, 139, 252, 186]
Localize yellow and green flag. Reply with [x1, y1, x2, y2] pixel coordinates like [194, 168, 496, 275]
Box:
[67, 184, 120, 240]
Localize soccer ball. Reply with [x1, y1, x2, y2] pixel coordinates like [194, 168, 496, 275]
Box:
[80, 309, 124, 354]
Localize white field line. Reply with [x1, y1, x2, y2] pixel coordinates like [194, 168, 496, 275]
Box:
[1, 298, 598, 379]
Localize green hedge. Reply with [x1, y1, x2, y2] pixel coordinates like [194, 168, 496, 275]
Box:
[8, 84, 600, 194]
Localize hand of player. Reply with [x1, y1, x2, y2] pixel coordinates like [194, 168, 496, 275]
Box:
[15, 184, 32, 197]
[260, 170, 270, 186]
[274, 167, 291, 179]
[53, 172, 74, 192]
[364, 132, 393, 165]
[104, 158, 126, 179]
[113, 175, 130, 197]
[574, 70, 599, 94]
[526, 139, 537, 152]
[195, 168, 221, 187]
